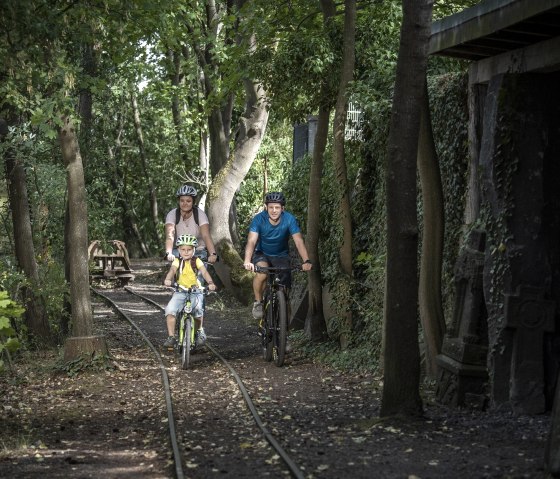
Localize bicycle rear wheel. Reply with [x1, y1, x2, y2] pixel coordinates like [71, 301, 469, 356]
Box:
[273, 290, 288, 367]
[262, 296, 273, 362]
[181, 316, 193, 369]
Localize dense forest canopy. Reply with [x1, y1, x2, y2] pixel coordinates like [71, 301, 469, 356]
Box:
[0, 0, 478, 382]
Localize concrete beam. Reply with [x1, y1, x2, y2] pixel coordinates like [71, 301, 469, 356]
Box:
[429, 0, 560, 56]
[469, 35, 560, 84]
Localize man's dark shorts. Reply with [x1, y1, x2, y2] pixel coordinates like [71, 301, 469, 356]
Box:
[252, 252, 292, 288]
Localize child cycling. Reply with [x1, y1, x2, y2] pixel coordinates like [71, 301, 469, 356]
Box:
[163, 234, 216, 350]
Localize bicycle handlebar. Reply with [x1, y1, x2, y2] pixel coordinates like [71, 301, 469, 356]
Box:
[167, 283, 216, 295]
[162, 252, 220, 263]
[253, 265, 304, 274]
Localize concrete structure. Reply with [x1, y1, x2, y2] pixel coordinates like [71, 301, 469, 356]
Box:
[430, 0, 560, 416]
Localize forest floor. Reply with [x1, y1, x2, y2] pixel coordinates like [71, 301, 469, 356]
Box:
[0, 259, 553, 478]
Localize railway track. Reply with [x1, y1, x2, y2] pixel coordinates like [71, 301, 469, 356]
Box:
[92, 284, 306, 479]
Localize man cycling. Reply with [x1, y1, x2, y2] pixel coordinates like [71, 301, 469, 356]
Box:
[243, 192, 313, 319]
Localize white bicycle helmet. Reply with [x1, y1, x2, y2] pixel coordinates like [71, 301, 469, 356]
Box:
[176, 185, 197, 197]
[176, 234, 198, 247]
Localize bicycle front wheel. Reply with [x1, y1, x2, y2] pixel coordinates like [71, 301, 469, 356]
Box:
[273, 290, 288, 367]
[181, 316, 193, 369]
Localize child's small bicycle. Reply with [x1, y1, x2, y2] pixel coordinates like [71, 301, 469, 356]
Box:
[174, 284, 210, 369]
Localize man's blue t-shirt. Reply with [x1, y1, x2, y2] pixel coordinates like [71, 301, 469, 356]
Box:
[249, 210, 301, 257]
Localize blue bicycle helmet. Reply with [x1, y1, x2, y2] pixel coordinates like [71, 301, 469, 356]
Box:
[264, 191, 286, 206]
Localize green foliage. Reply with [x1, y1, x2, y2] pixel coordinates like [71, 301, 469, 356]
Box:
[428, 72, 470, 319]
[292, 70, 470, 369]
[36, 257, 69, 341]
[291, 330, 380, 373]
[0, 291, 24, 372]
[433, 0, 480, 19]
[56, 352, 115, 377]
[237, 117, 294, 240]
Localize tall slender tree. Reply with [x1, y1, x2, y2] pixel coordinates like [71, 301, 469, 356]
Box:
[332, 0, 356, 349]
[417, 79, 445, 377]
[2, 118, 55, 348]
[60, 116, 108, 361]
[381, 0, 434, 417]
[304, 0, 337, 342]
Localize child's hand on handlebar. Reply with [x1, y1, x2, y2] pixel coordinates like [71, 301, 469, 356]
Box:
[164, 279, 173, 287]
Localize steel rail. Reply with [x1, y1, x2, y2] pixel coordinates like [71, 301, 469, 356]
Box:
[92, 288, 185, 479]
[124, 286, 306, 479]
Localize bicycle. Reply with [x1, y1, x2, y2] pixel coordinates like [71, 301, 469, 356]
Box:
[254, 265, 300, 367]
[173, 284, 211, 370]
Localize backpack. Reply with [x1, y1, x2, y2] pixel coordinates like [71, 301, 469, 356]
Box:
[175, 206, 200, 226]
[173, 206, 201, 246]
[176, 257, 199, 282]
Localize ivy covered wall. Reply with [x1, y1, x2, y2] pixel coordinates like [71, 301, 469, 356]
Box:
[283, 71, 470, 369]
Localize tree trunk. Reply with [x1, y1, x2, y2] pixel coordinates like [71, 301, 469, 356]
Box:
[167, 47, 189, 166]
[78, 41, 95, 170]
[302, 0, 336, 343]
[2, 118, 55, 348]
[305, 106, 330, 342]
[207, 78, 270, 303]
[130, 90, 160, 242]
[208, 108, 231, 176]
[59, 116, 107, 361]
[332, 0, 356, 350]
[380, 0, 434, 418]
[417, 78, 445, 378]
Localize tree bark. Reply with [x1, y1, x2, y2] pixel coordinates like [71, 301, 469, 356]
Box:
[130, 90, 160, 242]
[380, 0, 434, 418]
[417, 78, 445, 378]
[2, 118, 55, 348]
[332, 0, 356, 350]
[305, 105, 330, 342]
[167, 47, 191, 167]
[78, 41, 95, 170]
[303, 0, 337, 342]
[207, 77, 270, 302]
[59, 116, 107, 360]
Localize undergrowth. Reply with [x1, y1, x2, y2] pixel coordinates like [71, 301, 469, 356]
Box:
[291, 330, 380, 375]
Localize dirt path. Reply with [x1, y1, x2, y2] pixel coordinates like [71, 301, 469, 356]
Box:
[0, 259, 551, 478]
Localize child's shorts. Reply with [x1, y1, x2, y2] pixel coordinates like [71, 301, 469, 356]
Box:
[165, 290, 204, 318]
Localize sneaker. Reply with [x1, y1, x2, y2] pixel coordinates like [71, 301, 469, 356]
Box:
[163, 336, 177, 349]
[252, 301, 263, 319]
[195, 328, 207, 347]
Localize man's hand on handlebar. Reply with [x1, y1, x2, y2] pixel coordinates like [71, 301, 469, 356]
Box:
[243, 262, 255, 272]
